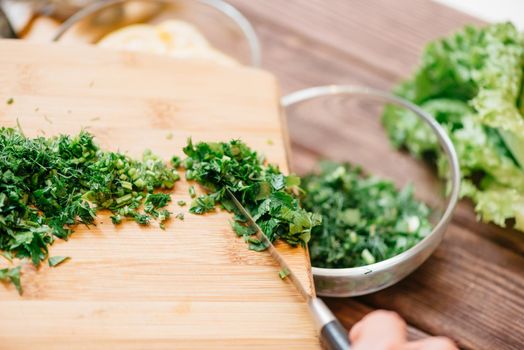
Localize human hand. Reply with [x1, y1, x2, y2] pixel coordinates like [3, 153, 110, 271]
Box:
[350, 310, 458, 350]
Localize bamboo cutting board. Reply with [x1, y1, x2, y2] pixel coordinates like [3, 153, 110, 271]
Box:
[0, 40, 319, 349]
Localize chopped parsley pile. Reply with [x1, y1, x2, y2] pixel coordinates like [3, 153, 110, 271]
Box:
[183, 139, 322, 250]
[0, 128, 433, 293]
[0, 127, 179, 293]
[301, 161, 431, 268]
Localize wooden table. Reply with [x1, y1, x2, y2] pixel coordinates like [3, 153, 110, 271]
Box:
[228, 1, 524, 349]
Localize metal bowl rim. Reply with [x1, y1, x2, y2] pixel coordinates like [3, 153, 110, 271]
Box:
[281, 84, 461, 278]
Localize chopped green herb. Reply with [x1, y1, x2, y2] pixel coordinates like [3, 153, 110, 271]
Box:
[188, 185, 196, 198]
[279, 268, 290, 279]
[182, 138, 321, 249]
[48, 256, 70, 267]
[6, 98, 13, 105]
[231, 220, 257, 237]
[132, 213, 151, 225]
[1, 251, 13, 263]
[361, 249, 375, 265]
[177, 200, 186, 207]
[145, 193, 171, 209]
[302, 161, 431, 268]
[166, 132, 174, 140]
[171, 156, 182, 168]
[158, 209, 171, 229]
[176, 212, 185, 220]
[111, 214, 122, 225]
[189, 194, 216, 214]
[0, 127, 180, 292]
[0, 266, 22, 294]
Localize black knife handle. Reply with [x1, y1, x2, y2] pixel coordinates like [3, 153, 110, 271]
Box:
[320, 319, 351, 350]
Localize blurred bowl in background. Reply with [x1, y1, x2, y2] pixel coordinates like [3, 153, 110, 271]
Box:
[282, 85, 460, 297]
[53, 0, 261, 66]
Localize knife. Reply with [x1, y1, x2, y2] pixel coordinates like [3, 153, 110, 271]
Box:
[226, 189, 351, 350]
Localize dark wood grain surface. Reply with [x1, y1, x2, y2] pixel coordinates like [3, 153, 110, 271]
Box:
[229, 1, 524, 349]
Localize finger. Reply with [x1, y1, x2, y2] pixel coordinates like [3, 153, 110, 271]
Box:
[402, 337, 458, 350]
[348, 320, 363, 341]
[350, 310, 407, 349]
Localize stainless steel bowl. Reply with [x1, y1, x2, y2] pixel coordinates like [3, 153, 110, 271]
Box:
[282, 85, 460, 297]
[52, 0, 261, 67]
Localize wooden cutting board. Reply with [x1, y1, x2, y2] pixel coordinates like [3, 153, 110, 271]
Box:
[0, 39, 319, 349]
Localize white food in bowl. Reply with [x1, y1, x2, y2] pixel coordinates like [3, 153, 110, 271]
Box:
[98, 24, 168, 54]
[97, 19, 238, 66]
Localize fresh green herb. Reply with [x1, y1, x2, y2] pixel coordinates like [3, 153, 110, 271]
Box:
[177, 200, 186, 207]
[144, 193, 171, 210]
[0, 266, 22, 294]
[171, 156, 182, 168]
[382, 22, 524, 231]
[48, 256, 70, 267]
[279, 268, 290, 279]
[6, 98, 13, 105]
[188, 185, 196, 198]
[0, 127, 180, 293]
[1, 251, 13, 263]
[131, 213, 151, 225]
[176, 212, 185, 220]
[111, 214, 122, 225]
[301, 161, 431, 268]
[189, 194, 216, 214]
[166, 132, 174, 140]
[182, 138, 321, 249]
[158, 209, 171, 229]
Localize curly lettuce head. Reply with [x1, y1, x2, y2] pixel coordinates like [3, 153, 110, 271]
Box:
[383, 22, 524, 230]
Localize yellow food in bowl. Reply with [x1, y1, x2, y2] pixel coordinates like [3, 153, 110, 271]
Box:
[97, 19, 238, 66]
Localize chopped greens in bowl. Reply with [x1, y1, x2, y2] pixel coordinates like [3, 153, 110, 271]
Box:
[302, 161, 431, 269]
[282, 84, 460, 296]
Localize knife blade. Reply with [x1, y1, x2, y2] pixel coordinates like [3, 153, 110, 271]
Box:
[226, 188, 309, 300]
[225, 188, 351, 350]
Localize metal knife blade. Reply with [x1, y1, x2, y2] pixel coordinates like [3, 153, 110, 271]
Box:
[226, 188, 351, 349]
[226, 188, 310, 301]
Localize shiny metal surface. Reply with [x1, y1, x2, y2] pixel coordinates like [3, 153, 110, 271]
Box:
[308, 298, 336, 330]
[282, 85, 461, 297]
[227, 188, 351, 349]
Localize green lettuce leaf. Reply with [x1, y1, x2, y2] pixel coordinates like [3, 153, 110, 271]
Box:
[383, 22, 524, 231]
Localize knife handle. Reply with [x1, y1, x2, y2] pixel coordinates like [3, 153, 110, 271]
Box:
[308, 298, 351, 350]
[320, 319, 351, 350]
